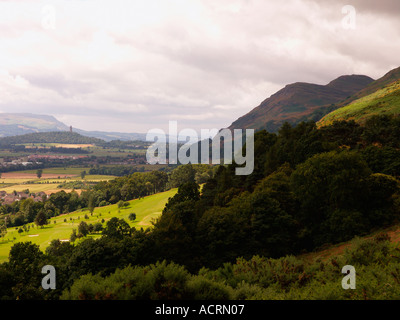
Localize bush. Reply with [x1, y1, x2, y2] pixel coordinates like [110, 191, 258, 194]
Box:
[186, 276, 233, 300]
[61, 261, 192, 300]
[343, 234, 393, 266]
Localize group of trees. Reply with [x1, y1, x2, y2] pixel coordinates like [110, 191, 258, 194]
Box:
[2, 217, 400, 300]
[141, 115, 400, 270]
[88, 166, 147, 176]
[92, 164, 214, 203]
[60, 234, 400, 300]
[0, 164, 213, 229]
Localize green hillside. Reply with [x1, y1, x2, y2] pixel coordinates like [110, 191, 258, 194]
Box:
[317, 80, 400, 127]
[335, 66, 400, 108]
[0, 188, 177, 262]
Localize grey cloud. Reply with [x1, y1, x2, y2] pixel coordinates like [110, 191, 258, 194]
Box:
[2, 0, 400, 134]
[321, 0, 400, 16]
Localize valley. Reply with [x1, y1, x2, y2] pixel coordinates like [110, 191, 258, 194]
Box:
[1, 65, 400, 301]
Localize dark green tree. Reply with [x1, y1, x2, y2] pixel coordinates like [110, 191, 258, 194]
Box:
[80, 170, 87, 179]
[78, 221, 90, 237]
[102, 217, 131, 239]
[34, 209, 48, 228]
[36, 169, 43, 179]
[128, 213, 137, 222]
[7, 242, 45, 299]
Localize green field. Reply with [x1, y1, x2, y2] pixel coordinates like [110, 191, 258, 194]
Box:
[9, 167, 92, 175]
[9, 143, 147, 158]
[0, 184, 74, 194]
[0, 188, 177, 262]
[318, 80, 400, 127]
[0, 167, 115, 194]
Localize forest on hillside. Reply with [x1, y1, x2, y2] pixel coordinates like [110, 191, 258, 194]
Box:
[0, 132, 104, 146]
[1, 115, 400, 300]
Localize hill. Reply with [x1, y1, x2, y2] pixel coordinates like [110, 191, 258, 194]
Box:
[228, 74, 374, 133]
[0, 113, 69, 137]
[317, 79, 400, 127]
[334, 66, 400, 108]
[0, 131, 104, 146]
[0, 113, 147, 142]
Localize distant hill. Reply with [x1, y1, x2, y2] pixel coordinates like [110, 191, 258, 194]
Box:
[0, 113, 146, 141]
[0, 113, 69, 136]
[317, 79, 400, 127]
[0, 131, 104, 146]
[228, 75, 374, 133]
[73, 128, 146, 142]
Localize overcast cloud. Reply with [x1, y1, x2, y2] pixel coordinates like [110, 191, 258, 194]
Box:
[0, 0, 399, 133]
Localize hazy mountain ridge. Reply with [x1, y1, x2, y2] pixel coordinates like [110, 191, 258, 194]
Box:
[0, 113, 146, 142]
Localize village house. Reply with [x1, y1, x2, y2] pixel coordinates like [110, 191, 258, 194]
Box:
[0, 191, 47, 205]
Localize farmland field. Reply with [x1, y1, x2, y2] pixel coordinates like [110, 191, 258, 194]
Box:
[6, 167, 92, 175]
[0, 184, 76, 194]
[21, 143, 94, 149]
[0, 188, 177, 262]
[0, 167, 115, 194]
[8, 142, 147, 158]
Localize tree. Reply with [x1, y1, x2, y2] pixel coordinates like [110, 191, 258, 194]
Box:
[117, 200, 129, 209]
[36, 169, 43, 179]
[7, 242, 45, 299]
[93, 222, 103, 233]
[78, 221, 89, 237]
[163, 182, 200, 214]
[80, 170, 87, 179]
[0, 222, 7, 239]
[290, 150, 384, 247]
[168, 164, 196, 188]
[102, 217, 131, 239]
[34, 209, 48, 228]
[70, 229, 77, 242]
[128, 213, 137, 222]
[88, 193, 95, 214]
[49, 190, 70, 214]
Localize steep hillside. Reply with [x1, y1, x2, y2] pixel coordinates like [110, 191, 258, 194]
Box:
[335, 66, 400, 108]
[228, 75, 374, 133]
[317, 80, 400, 127]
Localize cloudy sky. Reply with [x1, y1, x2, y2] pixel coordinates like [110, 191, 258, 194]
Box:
[0, 0, 399, 134]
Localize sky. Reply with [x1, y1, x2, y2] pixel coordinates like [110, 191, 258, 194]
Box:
[0, 0, 399, 134]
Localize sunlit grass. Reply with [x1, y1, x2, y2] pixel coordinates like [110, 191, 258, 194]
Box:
[0, 188, 177, 262]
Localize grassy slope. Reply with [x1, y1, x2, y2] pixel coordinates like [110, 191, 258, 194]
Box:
[0, 188, 177, 261]
[317, 80, 400, 127]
